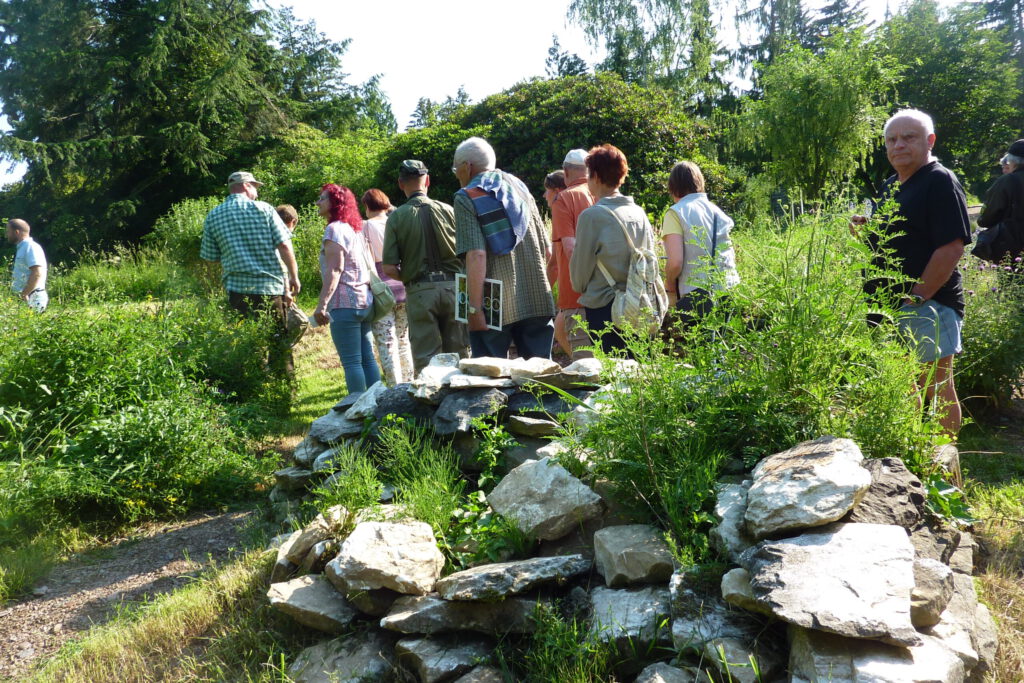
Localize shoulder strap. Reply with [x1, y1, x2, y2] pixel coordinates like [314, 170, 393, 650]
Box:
[418, 200, 444, 272]
[594, 203, 639, 288]
[710, 213, 719, 260]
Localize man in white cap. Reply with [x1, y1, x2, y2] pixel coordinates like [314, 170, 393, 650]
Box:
[549, 148, 594, 358]
[201, 170, 301, 374]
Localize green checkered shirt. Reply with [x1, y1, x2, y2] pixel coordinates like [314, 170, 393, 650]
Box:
[200, 194, 291, 295]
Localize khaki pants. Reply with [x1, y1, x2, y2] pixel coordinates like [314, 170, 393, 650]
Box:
[405, 280, 469, 373]
[559, 307, 593, 360]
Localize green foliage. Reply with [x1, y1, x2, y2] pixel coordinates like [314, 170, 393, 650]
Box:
[0, 297, 281, 540]
[581, 206, 944, 560]
[498, 603, 617, 682]
[48, 245, 204, 304]
[877, 0, 1021, 193]
[743, 31, 899, 200]
[311, 445, 383, 521]
[375, 419, 465, 535]
[469, 416, 516, 492]
[447, 490, 533, 571]
[957, 258, 1024, 407]
[0, 0, 390, 257]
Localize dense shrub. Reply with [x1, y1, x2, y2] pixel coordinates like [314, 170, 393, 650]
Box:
[957, 257, 1024, 408]
[372, 74, 727, 218]
[0, 297, 281, 537]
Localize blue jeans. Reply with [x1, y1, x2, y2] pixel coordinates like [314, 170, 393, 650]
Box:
[329, 307, 381, 394]
[469, 315, 554, 360]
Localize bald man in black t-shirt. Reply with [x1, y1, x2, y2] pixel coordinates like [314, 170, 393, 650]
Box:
[853, 109, 971, 436]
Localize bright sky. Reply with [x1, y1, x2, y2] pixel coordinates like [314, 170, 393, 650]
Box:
[0, 0, 933, 186]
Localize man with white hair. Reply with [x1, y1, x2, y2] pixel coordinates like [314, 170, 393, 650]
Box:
[854, 109, 971, 436]
[453, 136, 555, 359]
[201, 170, 301, 375]
[978, 138, 1024, 264]
[550, 148, 594, 358]
[6, 218, 48, 312]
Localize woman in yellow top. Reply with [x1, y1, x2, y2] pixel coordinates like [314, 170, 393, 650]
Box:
[662, 161, 739, 328]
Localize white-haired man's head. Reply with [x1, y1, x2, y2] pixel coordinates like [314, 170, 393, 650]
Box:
[884, 109, 935, 138]
[454, 137, 496, 172]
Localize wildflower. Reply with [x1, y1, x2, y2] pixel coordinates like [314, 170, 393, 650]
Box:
[991, 287, 998, 292]
[1005, 266, 1012, 271]
[967, 290, 975, 296]
[1016, 257, 1022, 263]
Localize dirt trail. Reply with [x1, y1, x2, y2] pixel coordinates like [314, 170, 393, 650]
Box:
[0, 510, 254, 681]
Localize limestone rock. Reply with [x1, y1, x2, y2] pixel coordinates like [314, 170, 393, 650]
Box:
[740, 522, 920, 647]
[309, 410, 365, 443]
[911, 558, 955, 628]
[433, 388, 509, 436]
[971, 603, 997, 681]
[276, 529, 303, 569]
[634, 662, 698, 683]
[447, 373, 515, 389]
[452, 665, 505, 683]
[381, 594, 538, 635]
[294, 436, 328, 467]
[593, 525, 674, 587]
[529, 358, 603, 391]
[373, 383, 437, 423]
[670, 572, 768, 654]
[332, 392, 363, 412]
[395, 636, 492, 683]
[267, 575, 357, 634]
[721, 568, 773, 616]
[506, 415, 561, 438]
[343, 381, 388, 420]
[300, 539, 339, 575]
[909, 519, 961, 565]
[286, 510, 345, 565]
[503, 437, 547, 470]
[921, 572, 979, 671]
[328, 521, 444, 595]
[932, 443, 963, 488]
[509, 357, 563, 385]
[704, 636, 782, 683]
[274, 466, 315, 493]
[589, 586, 671, 658]
[506, 388, 594, 420]
[487, 457, 603, 540]
[709, 482, 755, 564]
[788, 626, 965, 683]
[458, 357, 514, 378]
[287, 631, 395, 683]
[411, 364, 461, 404]
[744, 436, 872, 539]
[435, 555, 591, 600]
[949, 531, 976, 575]
[843, 457, 926, 529]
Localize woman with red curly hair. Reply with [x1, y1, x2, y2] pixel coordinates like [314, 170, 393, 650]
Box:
[569, 144, 660, 355]
[314, 184, 381, 393]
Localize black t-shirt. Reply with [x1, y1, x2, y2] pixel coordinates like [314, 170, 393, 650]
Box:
[866, 161, 972, 317]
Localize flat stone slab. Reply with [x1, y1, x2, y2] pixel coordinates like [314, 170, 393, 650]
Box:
[309, 410, 366, 443]
[487, 457, 603, 540]
[590, 585, 671, 655]
[287, 631, 395, 683]
[710, 482, 756, 565]
[506, 415, 561, 437]
[411, 364, 461, 404]
[529, 357, 603, 390]
[789, 626, 965, 683]
[911, 557, 954, 628]
[344, 381, 388, 419]
[593, 524, 674, 587]
[634, 662, 699, 683]
[328, 521, 444, 595]
[292, 436, 327, 466]
[670, 571, 768, 653]
[395, 636, 492, 683]
[435, 555, 592, 600]
[373, 383, 437, 423]
[447, 373, 515, 389]
[509, 357, 563, 384]
[381, 594, 538, 635]
[274, 466, 315, 492]
[433, 388, 509, 435]
[452, 665, 505, 682]
[843, 457, 925, 529]
[267, 575, 357, 634]
[505, 389, 593, 419]
[744, 436, 871, 539]
[741, 522, 920, 647]
[458, 357, 514, 378]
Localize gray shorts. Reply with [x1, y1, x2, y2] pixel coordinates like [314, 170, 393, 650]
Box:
[897, 299, 963, 363]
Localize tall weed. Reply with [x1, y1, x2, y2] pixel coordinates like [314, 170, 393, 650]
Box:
[49, 245, 203, 304]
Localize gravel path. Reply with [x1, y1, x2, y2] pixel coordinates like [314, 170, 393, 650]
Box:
[0, 510, 254, 680]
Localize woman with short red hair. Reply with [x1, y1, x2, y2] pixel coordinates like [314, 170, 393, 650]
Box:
[569, 144, 659, 354]
[361, 188, 414, 384]
[313, 184, 381, 393]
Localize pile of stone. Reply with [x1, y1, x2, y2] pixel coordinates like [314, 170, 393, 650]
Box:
[265, 353, 997, 682]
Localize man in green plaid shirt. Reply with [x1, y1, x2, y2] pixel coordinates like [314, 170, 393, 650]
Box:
[201, 171, 301, 374]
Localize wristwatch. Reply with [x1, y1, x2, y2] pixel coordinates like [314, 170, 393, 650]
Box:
[468, 305, 479, 315]
[906, 294, 925, 306]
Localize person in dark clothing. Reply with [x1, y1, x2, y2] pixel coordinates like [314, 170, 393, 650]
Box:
[977, 139, 1024, 265]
